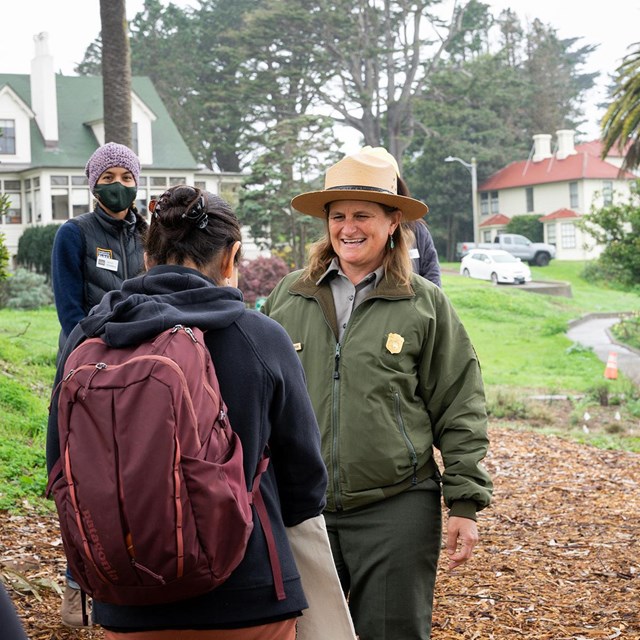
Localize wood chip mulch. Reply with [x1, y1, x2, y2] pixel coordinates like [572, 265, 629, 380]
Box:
[1, 427, 639, 639]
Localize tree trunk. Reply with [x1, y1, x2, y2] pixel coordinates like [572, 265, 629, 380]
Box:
[100, 0, 132, 146]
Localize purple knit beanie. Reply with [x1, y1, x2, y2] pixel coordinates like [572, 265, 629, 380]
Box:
[85, 142, 141, 191]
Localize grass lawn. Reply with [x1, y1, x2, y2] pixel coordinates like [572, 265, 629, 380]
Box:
[0, 306, 58, 511]
[441, 261, 640, 392]
[0, 261, 639, 510]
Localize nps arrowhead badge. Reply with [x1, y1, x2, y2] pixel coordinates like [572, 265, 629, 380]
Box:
[386, 333, 404, 354]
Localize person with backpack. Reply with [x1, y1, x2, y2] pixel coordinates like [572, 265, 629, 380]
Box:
[46, 185, 330, 639]
[50, 142, 148, 627]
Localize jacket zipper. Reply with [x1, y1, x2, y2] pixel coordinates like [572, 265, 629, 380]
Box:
[332, 342, 343, 511]
[119, 232, 128, 280]
[393, 390, 418, 485]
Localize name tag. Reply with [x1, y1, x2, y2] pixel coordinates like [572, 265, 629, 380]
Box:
[96, 255, 119, 271]
[408, 248, 420, 259]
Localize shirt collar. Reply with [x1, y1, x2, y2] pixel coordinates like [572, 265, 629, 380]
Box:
[316, 257, 384, 288]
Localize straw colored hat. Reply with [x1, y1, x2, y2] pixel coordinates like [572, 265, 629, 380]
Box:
[291, 151, 428, 221]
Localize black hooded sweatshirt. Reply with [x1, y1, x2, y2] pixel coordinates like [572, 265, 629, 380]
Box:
[47, 264, 328, 631]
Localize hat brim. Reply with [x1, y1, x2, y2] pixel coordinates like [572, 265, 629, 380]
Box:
[291, 189, 428, 221]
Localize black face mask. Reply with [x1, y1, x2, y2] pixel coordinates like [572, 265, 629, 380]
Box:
[93, 182, 137, 214]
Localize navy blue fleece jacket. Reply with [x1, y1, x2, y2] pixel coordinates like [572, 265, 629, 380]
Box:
[47, 265, 328, 630]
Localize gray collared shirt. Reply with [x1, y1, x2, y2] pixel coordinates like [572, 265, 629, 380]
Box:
[317, 258, 384, 341]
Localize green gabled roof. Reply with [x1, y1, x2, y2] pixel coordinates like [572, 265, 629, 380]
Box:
[0, 73, 197, 170]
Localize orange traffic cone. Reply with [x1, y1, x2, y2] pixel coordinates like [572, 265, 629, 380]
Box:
[604, 351, 618, 380]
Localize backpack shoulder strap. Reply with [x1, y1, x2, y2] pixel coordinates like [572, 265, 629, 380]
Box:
[251, 453, 286, 601]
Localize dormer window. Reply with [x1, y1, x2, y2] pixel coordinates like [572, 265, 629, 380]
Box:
[0, 119, 16, 154]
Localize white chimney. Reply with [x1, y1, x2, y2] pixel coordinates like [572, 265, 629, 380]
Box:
[30, 32, 59, 146]
[556, 129, 576, 160]
[532, 134, 552, 162]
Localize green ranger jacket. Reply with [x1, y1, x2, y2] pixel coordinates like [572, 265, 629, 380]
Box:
[263, 270, 492, 519]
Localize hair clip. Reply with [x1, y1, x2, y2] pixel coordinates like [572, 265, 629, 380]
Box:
[182, 194, 208, 229]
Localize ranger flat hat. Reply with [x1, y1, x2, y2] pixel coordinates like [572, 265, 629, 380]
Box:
[291, 152, 428, 221]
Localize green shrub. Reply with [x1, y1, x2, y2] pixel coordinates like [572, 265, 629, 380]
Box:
[0, 229, 9, 283]
[1, 269, 54, 309]
[505, 214, 543, 242]
[611, 312, 640, 350]
[540, 316, 568, 336]
[16, 223, 60, 279]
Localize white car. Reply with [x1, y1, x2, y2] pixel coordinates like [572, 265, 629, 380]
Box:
[460, 248, 532, 285]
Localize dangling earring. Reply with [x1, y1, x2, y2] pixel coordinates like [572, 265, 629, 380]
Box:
[389, 234, 395, 250]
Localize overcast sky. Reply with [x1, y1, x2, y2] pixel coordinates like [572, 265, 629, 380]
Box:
[2, 0, 638, 142]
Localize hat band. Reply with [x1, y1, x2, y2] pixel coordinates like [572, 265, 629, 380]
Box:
[327, 184, 396, 195]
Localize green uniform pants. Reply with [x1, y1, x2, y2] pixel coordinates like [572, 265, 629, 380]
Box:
[324, 478, 442, 640]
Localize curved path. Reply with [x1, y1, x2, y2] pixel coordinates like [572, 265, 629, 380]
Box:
[567, 314, 640, 385]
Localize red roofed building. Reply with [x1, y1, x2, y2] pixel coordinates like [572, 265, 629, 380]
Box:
[477, 130, 637, 260]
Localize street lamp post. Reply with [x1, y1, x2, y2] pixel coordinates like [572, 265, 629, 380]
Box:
[445, 155, 479, 244]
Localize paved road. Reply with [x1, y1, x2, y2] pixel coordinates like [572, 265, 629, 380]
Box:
[567, 315, 640, 385]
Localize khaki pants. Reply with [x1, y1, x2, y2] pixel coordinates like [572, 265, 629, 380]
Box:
[286, 515, 357, 640]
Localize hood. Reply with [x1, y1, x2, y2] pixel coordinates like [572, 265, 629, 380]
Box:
[80, 265, 246, 348]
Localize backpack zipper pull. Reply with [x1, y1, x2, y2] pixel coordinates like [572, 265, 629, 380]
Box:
[81, 362, 107, 400]
[183, 327, 198, 342]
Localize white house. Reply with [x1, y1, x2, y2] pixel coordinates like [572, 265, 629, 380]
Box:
[0, 33, 268, 264]
[476, 129, 637, 260]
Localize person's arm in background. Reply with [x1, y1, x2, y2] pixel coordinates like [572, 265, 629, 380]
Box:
[0, 584, 28, 640]
[412, 221, 442, 287]
[51, 222, 86, 337]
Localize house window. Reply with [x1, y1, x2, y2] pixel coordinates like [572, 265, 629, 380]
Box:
[26, 196, 33, 224]
[547, 223, 556, 245]
[151, 177, 167, 187]
[526, 187, 534, 212]
[482, 230, 491, 242]
[480, 193, 489, 216]
[72, 189, 91, 217]
[132, 123, 139, 155]
[490, 191, 499, 214]
[0, 119, 16, 154]
[603, 180, 613, 205]
[1, 179, 22, 224]
[569, 182, 578, 209]
[1, 194, 22, 224]
[561, 222, 576, 249]
[51, 190, 70, 220]
[169, 177, 187, 186]
[48, 175, 91, 219]
[194, 181, 207, 190]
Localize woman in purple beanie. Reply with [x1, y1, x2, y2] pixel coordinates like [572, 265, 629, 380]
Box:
[50, 142, 148, 627]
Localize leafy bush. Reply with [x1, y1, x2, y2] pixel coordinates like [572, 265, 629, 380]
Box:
[1, 269, 54, 309]
[611, 312, 640, 350]
[505, 214, 543, 242]
[238, 255, 291, 307]
[16, 223, 60, 279]
[578, 181, 640, 289]
[0, 228, 10, 283]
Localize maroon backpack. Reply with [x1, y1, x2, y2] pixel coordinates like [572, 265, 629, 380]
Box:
[47, 324, 284, 608]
